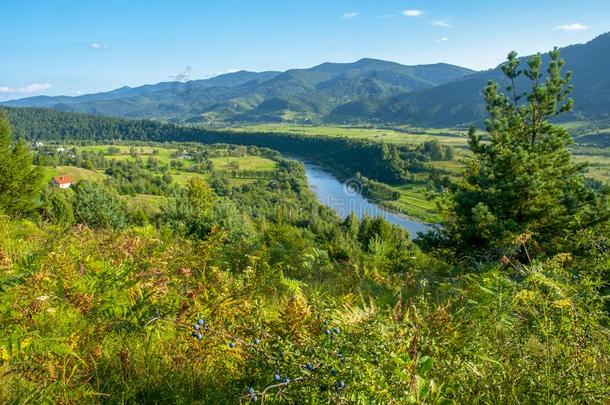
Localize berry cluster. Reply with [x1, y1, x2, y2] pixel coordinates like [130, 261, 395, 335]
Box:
[187, 317, 348, 402]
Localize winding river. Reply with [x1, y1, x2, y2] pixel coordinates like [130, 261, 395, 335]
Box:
[296, 159, 430, 238]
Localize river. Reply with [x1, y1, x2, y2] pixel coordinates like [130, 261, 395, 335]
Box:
[296, 159, 430, 239]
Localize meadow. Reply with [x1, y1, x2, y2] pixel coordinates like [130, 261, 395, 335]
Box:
[228, 123, 473, 148]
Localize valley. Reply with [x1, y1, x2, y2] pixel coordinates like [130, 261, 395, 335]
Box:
[1, 7, 609, 402]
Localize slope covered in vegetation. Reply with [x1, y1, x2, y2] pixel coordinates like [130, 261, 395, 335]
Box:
[0, 50, 609, 403]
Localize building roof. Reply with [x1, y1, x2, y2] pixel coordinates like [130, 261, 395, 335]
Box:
[52, 175, 74, 185]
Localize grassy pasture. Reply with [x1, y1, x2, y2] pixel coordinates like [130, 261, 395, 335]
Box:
[228, 124, 471, 147]
[383, 184, 442, 223]
[44, 165, 107, 184]
[211, 156, 277, 171]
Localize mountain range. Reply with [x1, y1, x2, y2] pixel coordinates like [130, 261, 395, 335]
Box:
[3, 32, 609, 127]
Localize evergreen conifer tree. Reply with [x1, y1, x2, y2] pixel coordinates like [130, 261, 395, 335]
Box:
[430, 49, 609, 260]
[0, 113, 43, 216]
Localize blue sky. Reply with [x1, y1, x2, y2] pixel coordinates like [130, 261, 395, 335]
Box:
[1, 0, 608, 101]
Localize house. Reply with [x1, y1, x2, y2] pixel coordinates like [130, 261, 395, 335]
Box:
[51, 175, 73, 189]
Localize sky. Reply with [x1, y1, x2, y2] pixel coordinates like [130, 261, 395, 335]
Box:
[1, 0, 609, 101]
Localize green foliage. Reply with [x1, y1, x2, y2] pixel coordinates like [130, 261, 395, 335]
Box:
[0, 217, 607, 403]
[71, 181, 128, 229]
[1, 68, 609, 403]
[0, 113, 43, 217]
[427, 49, 609, 259]
[39, 187, 75, 226]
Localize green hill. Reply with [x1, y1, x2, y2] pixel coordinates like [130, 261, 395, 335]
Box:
[1, 59, 473, 123]
[377, 32, 610, 126]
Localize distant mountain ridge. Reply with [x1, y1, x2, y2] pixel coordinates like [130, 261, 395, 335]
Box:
[376, 32, 610, 126]
[2, 59, 473, 123]
[5, 32, 609, 126]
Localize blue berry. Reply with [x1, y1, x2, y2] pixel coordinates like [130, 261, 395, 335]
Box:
[229, 342, 236, 348]
[331, 368, 337, 376]
[304, 362, 314, 371]
[196, 333, 202, 340]
[336, 380, 345, 389]
[193, 324, 200, 330]
[253, 338, 261, 345]
[274, 373, 281, 382]
[197, 319, 204, 325]
[325, 329, 332, 336]
[252, 395, 258, 402]
[333, 327, 340, 334]
[284, 377, 291, 384]
[248, 387, 255, 395]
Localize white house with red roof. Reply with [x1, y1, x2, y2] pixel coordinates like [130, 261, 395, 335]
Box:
[51, 175, 73, 189]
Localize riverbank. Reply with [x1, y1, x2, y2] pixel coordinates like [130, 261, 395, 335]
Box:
[285, 153, 440, 224]
[290, 156, 431, 238]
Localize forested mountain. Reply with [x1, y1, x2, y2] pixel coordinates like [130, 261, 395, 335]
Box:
[377, 32, 610, 126]
[2, 70, 281, 120]
[1, 60, 473, 123]
[3, 33, 609, 127]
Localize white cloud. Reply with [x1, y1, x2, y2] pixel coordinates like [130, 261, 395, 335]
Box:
[169, 66, 193, 82]
[554, 22, 589, 31]
[20, 83, 51, 93]
[0, 83, 51, 94]
[403, 9, 423, 17]
[432, 19, 451, 28]
[89, 43, 109, 49]
[436, 37, 449, 43]
[342, 11, 360, 20]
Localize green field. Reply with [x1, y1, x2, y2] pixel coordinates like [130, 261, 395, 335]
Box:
[80, 144, 187, 165]
[228, 123, 472, 147]
[574, 148, 610, 182]
[383, 184, 442, 223]
[51, 144, 282, 189]
[44, 165, 107, 183]
[211, 155, 277, 171]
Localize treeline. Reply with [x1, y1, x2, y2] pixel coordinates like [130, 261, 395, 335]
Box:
[2, 106, 452, 184]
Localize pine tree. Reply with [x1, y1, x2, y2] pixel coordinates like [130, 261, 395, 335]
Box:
[431, 49, 608, 260]
[0, 113, 43, 216]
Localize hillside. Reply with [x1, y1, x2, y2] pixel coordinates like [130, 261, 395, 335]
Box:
[1, 59, 474, 123]
[377, 32, 610, 126]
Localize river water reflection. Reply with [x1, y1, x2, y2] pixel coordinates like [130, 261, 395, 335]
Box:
[298, 160, 430, 239]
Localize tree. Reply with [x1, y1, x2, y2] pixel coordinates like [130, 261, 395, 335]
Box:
[428, 49, 608, 260]
[187, 177, 214, 215]
[40, 187, 75, 226]
[0, 113, 43, 216]
[72, 181, 128, 229]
